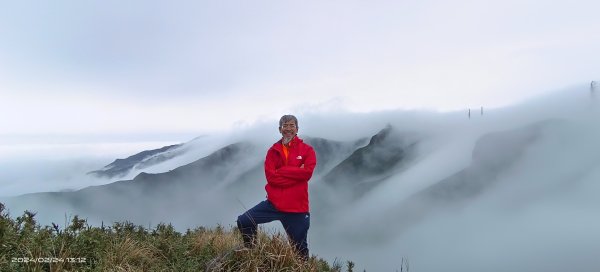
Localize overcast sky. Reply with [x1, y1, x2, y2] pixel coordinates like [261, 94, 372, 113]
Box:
[1, 0, 599, 139]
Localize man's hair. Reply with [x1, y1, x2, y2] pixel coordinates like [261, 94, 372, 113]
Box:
[279, 115, 298, 128]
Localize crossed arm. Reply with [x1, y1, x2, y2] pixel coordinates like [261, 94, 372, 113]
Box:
[265, 148, 316, 188]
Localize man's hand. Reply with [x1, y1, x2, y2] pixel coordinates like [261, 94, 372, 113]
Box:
[300, 164, 304, 168]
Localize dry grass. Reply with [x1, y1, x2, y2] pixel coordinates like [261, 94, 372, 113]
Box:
[0, 202, 346, 272]
[192, 226, 239, 256]
[102, 237, 159, 271]
[220, 232, 315, 272]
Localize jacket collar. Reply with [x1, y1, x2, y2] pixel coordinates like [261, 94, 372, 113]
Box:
[272, 135, 302, 151]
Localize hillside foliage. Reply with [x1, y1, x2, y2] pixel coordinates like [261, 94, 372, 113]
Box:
[0, 202, 349, 272]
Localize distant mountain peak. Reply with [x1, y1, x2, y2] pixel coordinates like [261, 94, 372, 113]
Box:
[368, 124, 393, 145]
[322, 124, 418, 198]
[87, 143, 183, 179]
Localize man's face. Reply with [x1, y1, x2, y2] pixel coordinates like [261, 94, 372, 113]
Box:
[279, 120, 298, 143]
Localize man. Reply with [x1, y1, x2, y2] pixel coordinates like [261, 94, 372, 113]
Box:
[236, 114, 317, 258]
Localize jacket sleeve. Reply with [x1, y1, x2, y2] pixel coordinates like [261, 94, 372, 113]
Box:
[264, 148, 298, 188]
[275, 147, 317, 182]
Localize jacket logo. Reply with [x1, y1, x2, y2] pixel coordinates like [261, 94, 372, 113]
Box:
[296, 156, 302, 159]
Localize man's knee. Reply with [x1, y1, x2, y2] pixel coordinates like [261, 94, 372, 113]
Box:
[236, 214, 246, 228]
[237, 213, 253, 229]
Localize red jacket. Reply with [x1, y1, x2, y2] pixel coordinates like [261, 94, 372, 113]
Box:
[264, 136, 317, 213]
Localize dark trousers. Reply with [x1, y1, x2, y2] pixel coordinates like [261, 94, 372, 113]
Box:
[236, 200, 310, 258]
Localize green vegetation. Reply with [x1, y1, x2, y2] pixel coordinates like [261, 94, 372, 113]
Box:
[0, 202, 348, 272]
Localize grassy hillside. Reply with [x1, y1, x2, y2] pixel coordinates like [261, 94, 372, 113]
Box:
[0, 202, 350, 272]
